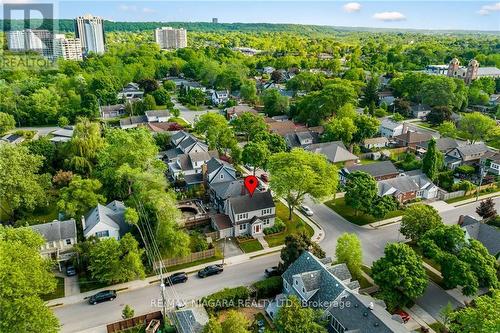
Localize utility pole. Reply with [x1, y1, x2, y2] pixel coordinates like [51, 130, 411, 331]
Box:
[159, 262, 168, 317]
[476, 166, 486, 202]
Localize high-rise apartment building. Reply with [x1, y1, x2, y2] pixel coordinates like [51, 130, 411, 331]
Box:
[53, 34, 83, 61]
[154, 27, 187, 50]
[74, 14, 105, 55]
[7, 29, 54, 58]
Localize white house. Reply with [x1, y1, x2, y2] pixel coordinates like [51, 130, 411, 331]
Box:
[82, 201, 129, 240]
[226, 191, 275, 237]
[211, 90, 229, 105]
[362, 137, 389, 150]
[380, 119, 404, 138]
[481, 151, 500, 176]
[145, 110, 170, 123]
[378, 172, 438, 203]
[117, 82, 144, 100]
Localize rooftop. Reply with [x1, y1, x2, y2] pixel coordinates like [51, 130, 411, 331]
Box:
[29, 219, 77, 242]
[229, 190, 274, 215]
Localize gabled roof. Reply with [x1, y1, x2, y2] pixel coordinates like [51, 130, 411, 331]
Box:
[205, 157, 235, 175]
[145, 110, 170, 118]
[394, 131, 432, 144]
[482, 151, 500, 163]
[378, 173, 434, 196]
[52, 128, 74, 138]
[211, 179, 247, 200]
[173, 307, 209, 333]
[418, 137, 466, 153]
[229, 190, 274, 215]
[463, 222, 500, 257]
[380, 119, 403, 130]
[84, 201, 128, 237]
[345, 161, 399, 179]
[29, 219, 77, 242]
[363, 137, 389, 145]
[305, 141, 358, 163]
[453, 143, 489, 160]
[119, 115, 147, 127]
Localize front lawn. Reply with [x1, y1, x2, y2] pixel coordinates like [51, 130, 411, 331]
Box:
[239, 239, 264, 253]
[168, 117, 189, 126]
[445, 186, 500, 204]
[324, 197, 403, 226]
[264, 202, 314, 247]
[78, 273, 111, 293]
[42, 277, 65, 300]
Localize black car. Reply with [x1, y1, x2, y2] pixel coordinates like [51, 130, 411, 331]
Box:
[164, 272, 188, 286]
[65, 265, 76, 277]
[197, 264, 223, 278]
[88, 290, 117, 305]
[265, 266, 280, 277]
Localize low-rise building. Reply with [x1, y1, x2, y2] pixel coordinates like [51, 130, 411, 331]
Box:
[50, 128, 74, 143]
[411, 104, 431, 119]
[211, 90, 230, 105]
[226, 105, 259, 120]
[380, 119, 404, 138]
[459, 215, 500, 259]
[305, 141, 358, 166]
[1, 133, 25, 145]
[119, 115, 148, 129]
[117, 82, 144, 100]
[481, 151, 500, 175]
[82, 201, 129, 240]
[378, 172, 438, 203]
[445, 143, 489, 169]
[362, 137, 389, 150]
[172, 306, 209, 333]
[145, 110, 170, 123]
[416, 137, 466, 154]
[340, 161, 400, 185]
[393, 131, 433, 149]
[100, 104, 127, 119]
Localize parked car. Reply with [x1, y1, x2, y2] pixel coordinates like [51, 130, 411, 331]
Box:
[164, 272, 188, 286]
[65, 265, 76, 277]
[300, 205, 314, 216]
[260, 173, 269, 183]
[88, 290, 117, 305]
[198, 264, 223, 278]
[394, 309, 411, 324]
[264, 266, 280, 277]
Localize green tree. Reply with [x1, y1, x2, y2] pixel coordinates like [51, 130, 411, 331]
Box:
[66, 118, 104, 176]
[372, 243, 428, 311]
[448, 290, 500, 333]
[221, 310, 250, 333]
[438, 121, 457, 138]
[122, 305, 135, 319]
[187, 88, 206, 106]
[0, 226, 60, 333]
[239, 79, 258, 104]
[58, 116, 69, 127]
[458, 112, 497, 143]
[57, 176, 106, 219]
[400, 204, 443, 242]
[203, 318, 222, 333]
[344, 171, 377, 216]
[143, 94, 157, 110]
[269, 149, 338, 220]
[370, 195, 398, 219]
[353, 114, 380, 144]
[231, 112, 267, 141]
[262, 89, 289, 116]
[88, 233, 145, 284]
[476, 198, 497, 220]
[0, 145, 50, 221]
[0, 112, 15, 134]
[422, 138, 443, 181]
[242, 142, 270, 175]
[362, 76, 379, 107]
[322, 117, 357, 145]
[26, 136, 57, 173]
[427, 106, 452, 126]
[335, 233, 363, 279]
[275, 296, 327, 333]
[280, 233, 325, 270]
[195, 113, 236, 151]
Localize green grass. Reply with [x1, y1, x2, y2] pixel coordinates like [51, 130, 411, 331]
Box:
[42, 277, 65, 300]
[359, 158, 378, 165]
[445, 187, 500, 204]
[264, 202, 314, 247]
[165, 253, 223, 273]
[185, 104, 204, 111]
[168, 117, 189, 126]
[78, 274, 111, 293]
[324, 197, 403, 226]
[429, 322, 447, 333]
[239, 239, 264, 253]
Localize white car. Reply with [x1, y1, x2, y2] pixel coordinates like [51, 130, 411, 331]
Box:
[300, 205, 314, 216]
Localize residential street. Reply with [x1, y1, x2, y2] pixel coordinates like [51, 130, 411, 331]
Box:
[172, 98, 220, 124]
[53, 196, 500, 332]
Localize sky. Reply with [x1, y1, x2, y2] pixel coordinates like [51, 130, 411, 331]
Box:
[3, 1, 500, 31]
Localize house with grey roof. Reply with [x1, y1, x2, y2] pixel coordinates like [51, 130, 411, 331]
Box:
[266, 251, 409, 333]
[203, 157, 240, 211]
[305, 141, 358, 165]
[145, 110, 170, 123]
[445, 143, 489, 169]
[459, 215, 500, 260]
[340, 161, 400, 185]
[29, 219, 77, 268]
[119, 115, 148, 129]
[481, 151, 500, 176]
[50, 128, 73, 143]
[416, 137, 466, 154]
[211, 190, 275, 237]
[172, 306, 209, 333]
[284, 130, 319, 149]
[363, 137, 389, 150]
[117, 82, 144, 100]
[100, 104, 126, 119]
[378, 172, 438, 203]
[82, 201, 129, 240]
[380, 119, 404, 138]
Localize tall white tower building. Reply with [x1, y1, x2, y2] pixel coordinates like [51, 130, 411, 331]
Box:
[154, 27, 187, 50]
[53, 34, 83, 61]
[74, 14, 105, 55]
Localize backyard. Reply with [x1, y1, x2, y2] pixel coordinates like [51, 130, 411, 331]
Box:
[264, 201, 314, 247]
[324, 197, 404, 225]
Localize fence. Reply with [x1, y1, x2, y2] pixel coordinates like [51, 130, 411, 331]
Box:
[438, 190, 465, 201]
[184, 214, 211, 229]
[154, 248, 216, 270]
[205, 231, 220, 241]
[106, 311, 162, 333]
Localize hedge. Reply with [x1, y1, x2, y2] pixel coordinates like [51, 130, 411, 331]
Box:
[253, 276, 283, 299]
[202, 286, 250, 312]
[263, 217, 286, 235]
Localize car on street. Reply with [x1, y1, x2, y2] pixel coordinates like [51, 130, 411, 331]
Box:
[264, 266, 280, 277]
[65, 265, 76, 276]
[300, 205, 314, 216]
[197, 264, 223, 278]
[164, 272, 188, 286]
[260, 173, 269, 182]
[88, 290, 117, 305]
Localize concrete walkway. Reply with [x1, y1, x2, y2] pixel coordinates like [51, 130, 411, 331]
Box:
[256, 236, 269, 249]
[64, 276, 80, 297]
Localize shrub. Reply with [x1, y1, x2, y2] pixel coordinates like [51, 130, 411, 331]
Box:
[202, 286, 250, 312]
[253, 276, 283, 299]
[263, 218, 286, 235]
[455, 165, 475, 175]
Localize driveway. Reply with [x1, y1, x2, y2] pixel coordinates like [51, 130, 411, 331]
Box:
[415, 282, 461, 321]
[171, 99, 220, 124]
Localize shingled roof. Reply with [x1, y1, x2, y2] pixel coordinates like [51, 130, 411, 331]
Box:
[29, 219, 77, 242]
[228, 190, 274, 215]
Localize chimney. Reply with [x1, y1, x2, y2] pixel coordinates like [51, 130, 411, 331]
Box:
[81, 215, 86, 231]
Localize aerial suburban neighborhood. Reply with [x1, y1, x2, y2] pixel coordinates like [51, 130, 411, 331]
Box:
[1, 1, 500, 333]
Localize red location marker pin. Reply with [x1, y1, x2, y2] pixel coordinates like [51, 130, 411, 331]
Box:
[244, 175, 258, 197]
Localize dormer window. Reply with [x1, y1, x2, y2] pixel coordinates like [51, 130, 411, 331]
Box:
[220, 174, 224, 179]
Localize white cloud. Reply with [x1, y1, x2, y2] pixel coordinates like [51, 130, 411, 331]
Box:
[142, 7, 156, 14]
[373, 11, 406, 22]
[119, 4, 137, 11]
[477, 2, 500, 15]
[343, 2, 361, 13]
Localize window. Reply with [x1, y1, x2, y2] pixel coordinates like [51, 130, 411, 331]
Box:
[262, 208, 272, 215]
[284, 280, 289, 291]
[416, 190, 423, 198]
[220, 174, 224, 179]
[239, 224, 247, 231]
[295, 280, 298, 285]
[237, 213, 248, 221]
[95, 230, 110, 238]
[66, 239, 72, 245]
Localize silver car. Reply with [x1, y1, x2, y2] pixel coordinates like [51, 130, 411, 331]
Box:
[300, 205, 314, 216]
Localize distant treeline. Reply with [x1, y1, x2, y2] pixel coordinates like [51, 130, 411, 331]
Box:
[1, 19, 498, 35]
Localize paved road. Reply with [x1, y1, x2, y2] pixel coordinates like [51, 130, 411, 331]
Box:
[172, 99, 220, 124]
[54, 197, 499, 332]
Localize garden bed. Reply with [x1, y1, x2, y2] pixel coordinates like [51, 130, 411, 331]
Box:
[324, 197, 403, 226]
[264, 202, 313, 247]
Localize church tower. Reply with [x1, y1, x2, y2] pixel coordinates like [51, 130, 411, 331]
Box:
[447, 58, 460, 77]
[465, 59, 479, 84]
